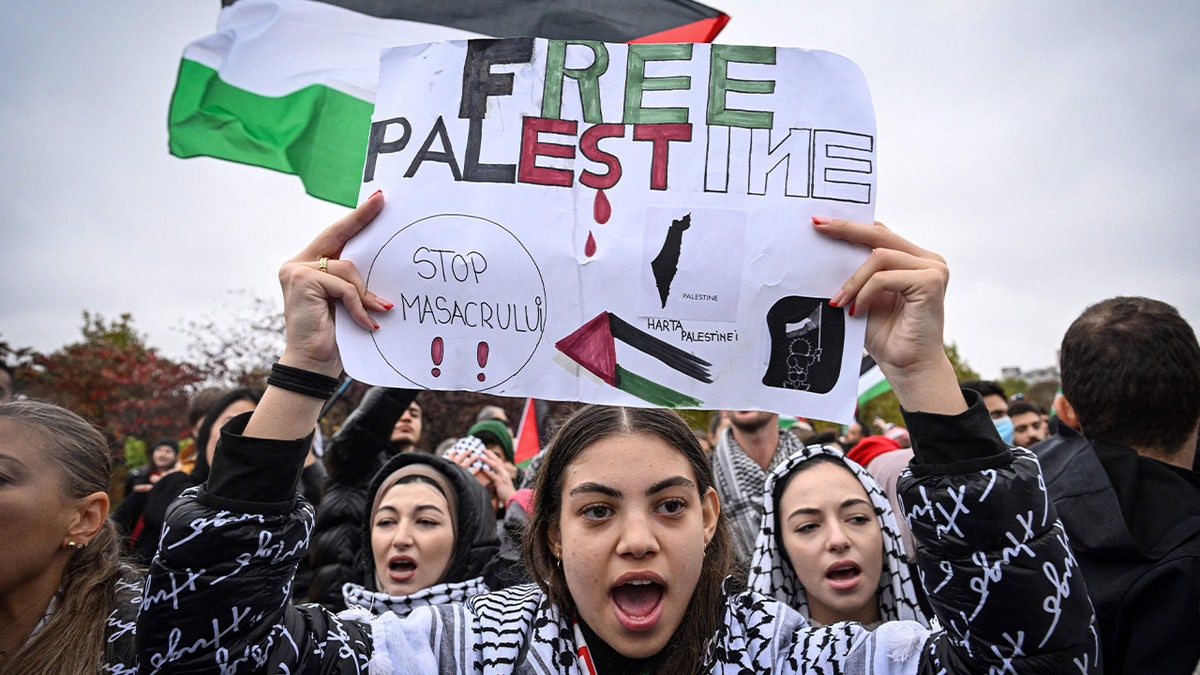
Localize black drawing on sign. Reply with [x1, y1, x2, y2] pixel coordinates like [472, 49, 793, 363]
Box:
[650, 212, 691, 308]
[761, 295, 844, 393]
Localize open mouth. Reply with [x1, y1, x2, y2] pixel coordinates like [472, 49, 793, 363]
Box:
[825, 561, 862, 590]
[388, 558, 417, 581]
[611, 578, 665, 631]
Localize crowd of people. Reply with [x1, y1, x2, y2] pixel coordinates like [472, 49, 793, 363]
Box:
[0, 193, 1196, 673]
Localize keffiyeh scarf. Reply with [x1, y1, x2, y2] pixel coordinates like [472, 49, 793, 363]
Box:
[342, 576, 489, 619]
[711, 426, 805, 563]
[747, 445, 929, 627]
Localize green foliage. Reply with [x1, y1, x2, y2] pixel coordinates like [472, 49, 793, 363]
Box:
[944, 342, 979, 382]
[998, 376, 1030, 399]
[124, 436, 148, 468]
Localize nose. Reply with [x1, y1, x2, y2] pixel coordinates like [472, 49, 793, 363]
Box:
[392, 521, 415, 549]
[616, 511, 660, 558]
[826, 521, 850, 552]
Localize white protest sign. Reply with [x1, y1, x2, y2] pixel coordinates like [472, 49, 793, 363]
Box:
[338, 38, 876, 422]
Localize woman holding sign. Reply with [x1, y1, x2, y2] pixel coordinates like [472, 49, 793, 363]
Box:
[136, 192, 1097, 673]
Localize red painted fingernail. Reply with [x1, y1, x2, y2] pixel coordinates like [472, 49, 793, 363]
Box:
[370, 189, 383, 199]
[847, 301, 856, 317]
[372, 321, 380, 330]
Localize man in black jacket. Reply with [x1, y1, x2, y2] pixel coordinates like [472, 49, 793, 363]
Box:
[1034, 296, 1200, 674]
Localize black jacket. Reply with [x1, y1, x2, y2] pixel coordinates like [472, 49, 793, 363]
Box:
[308, 387, 418, 610]
[137, 396, 1098, 673]
[1034, 425, 1200, 674]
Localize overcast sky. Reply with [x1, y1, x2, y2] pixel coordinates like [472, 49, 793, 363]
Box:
[2, 1, 1197, 382]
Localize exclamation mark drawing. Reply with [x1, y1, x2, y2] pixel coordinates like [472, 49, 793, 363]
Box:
[431, 337, 444, 377]
[476, 342, 489, 382]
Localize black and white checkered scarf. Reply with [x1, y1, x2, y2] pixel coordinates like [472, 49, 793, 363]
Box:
[711, 425, 805, 563]
[341, 576, 489, 619]
[747, 445, 929, 627]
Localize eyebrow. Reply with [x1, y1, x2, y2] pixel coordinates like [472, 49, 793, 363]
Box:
[375, 503, 446, 517]
[568, 475, 696, 499]
[786, 498, 873, 520]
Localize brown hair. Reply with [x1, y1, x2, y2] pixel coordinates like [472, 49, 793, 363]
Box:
[522, 405, 734, 674]
[0, 400, 127, 674]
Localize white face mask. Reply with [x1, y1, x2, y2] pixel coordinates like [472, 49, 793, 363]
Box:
[993, 416, 1014, 444]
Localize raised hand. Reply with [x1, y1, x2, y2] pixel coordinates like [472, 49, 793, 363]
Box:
[813, 217, 965, 415]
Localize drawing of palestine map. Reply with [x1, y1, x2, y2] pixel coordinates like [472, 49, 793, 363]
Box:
[650, 213, 691, 308]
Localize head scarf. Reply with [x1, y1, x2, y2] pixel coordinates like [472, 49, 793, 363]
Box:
[747, 444, 929, 626]
[355, 452, 499, 593]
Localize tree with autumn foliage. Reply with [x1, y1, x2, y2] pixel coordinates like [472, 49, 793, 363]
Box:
[15, 312, 202, 446]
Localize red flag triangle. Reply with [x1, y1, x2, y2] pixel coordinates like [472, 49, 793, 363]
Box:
[514, 398, 541, 466]
[628, 14, 731, 44]
[555, 312, 618, 386]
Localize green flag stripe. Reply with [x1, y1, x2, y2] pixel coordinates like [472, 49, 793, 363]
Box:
[168, 58, 371, 207]
[857, 378, 892, 406]
[615, 365, 703, 408]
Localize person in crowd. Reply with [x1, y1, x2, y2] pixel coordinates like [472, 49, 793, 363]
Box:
[845, 434, 917, 560]
[128, 387, 260, 567]
[838, 419, 865, 450]
[0, 363, 16, 402]
[710, 407, 807, 565]
[389, 398, 424, 453]
[960, 380, 1012, 443]
[112, 438, 179, 560]
[123, 438, 178, 497]
[1008, 399, 1048, 448]
[0, 400, 141, 672]
[136, 195, 1097, 673]
[475, 404, 512, 433]
[748, 445, 929, 627]
[177, 386, 228, 474]
[789, 418, 816, 444]
[444, 434, 517, 515]
[1034, 296, 1200, 674]
[339, 450, 501, 618]
[309, 386, 421, 610]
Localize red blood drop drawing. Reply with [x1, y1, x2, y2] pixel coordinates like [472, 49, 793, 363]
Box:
[593, 189, 611, 224]
[477, 341, 489, 382]
[585, 231, 597, 258]
[431, 336, 444, 377]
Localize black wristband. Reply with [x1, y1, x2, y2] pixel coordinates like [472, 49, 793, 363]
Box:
[267, 362, 340, 400]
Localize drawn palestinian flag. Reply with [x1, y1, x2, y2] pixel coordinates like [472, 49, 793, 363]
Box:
[169, 0, 731, 206]
[556, 312, 712, 408]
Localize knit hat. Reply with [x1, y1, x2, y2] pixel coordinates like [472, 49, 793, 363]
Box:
[467, 419, 514, 462]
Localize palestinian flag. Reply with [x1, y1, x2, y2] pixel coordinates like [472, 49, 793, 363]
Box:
[513, 397, 551, 468]
[556, 311, 712, 408]
[169, 0, 731, 206]
[858, 353, 892, 407]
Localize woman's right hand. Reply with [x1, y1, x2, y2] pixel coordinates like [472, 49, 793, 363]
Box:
[276, 190, 392, 378]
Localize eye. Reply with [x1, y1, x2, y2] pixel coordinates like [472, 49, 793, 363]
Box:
[848, 514, 872, 526]
[656, 498, 687, 516]
[793, 522, 818, 534]
[374, 517, 396, 528]
[581, 504, 613, 521]
[417, 517, 443, 528]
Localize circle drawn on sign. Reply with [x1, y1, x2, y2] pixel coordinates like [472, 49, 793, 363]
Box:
[366, 214, 547, 391]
